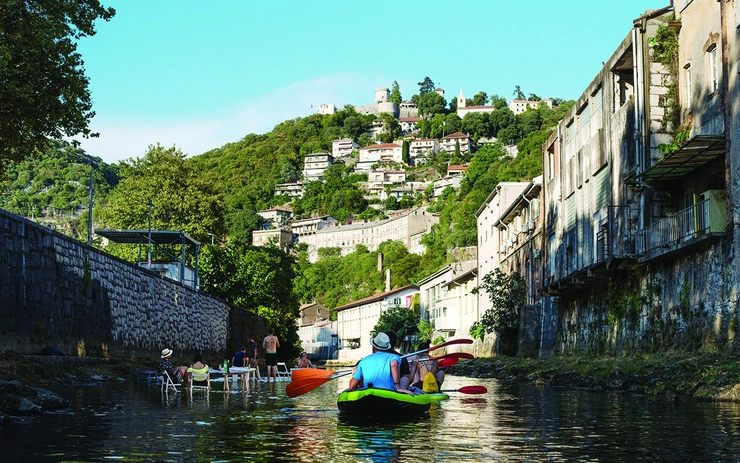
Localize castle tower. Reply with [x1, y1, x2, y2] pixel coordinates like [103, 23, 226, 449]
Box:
[375, 87, 389, 104]
[457, 88, 466, 108]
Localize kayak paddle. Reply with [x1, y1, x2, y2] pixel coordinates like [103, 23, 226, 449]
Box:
[286, 370, 352, 398]
[436, 357, 458, 368]
[440, 385, 487, 395]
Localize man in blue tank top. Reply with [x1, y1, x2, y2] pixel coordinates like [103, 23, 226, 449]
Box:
[348, 332, 412, 394]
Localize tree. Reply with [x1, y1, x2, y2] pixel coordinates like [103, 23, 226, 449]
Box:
[512, 85, 526, 100]
[417, 92, 446, 118]
[470, 269, 525, 356]
[490, 94, 508, 109]
[389, 81, 402, 106]
[342, 116, 364, 139]
[98, 144, 225, 262]
[528, 93, 541, 101]
[444, 113, 462, 135]
[417, 77, 435, 95]
[448, 96, 458, 113]
[402, 140, 410, 165]
[371, 305, 419, 344]
[0, 1, 116, 173]
[377, 112, 400, 143]
[280, 162, 299, 183]
[461, 112, 491, 140]
[200, 242, 300, 360]
[471, 91, 489, 106]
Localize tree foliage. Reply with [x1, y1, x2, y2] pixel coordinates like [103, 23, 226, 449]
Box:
[417, 76, 435, 95]
[200, 242, 300, 359]
[389, 81, 402, 106]
[0, 0, 115, 174]
[371, 304, 419, 345]
[470, 268, 526, 337]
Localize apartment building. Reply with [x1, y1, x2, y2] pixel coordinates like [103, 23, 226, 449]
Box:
[302, 152, 333, 181]
[334, 285, 419, 360]
[419, 260, 477, 343]
[355, 143, 403, 171]
[399, 117, 420, 134]
[441, 132, 472, 156]
[508, 98, 553, 115]
[302, 208, 439, 262]
[366, 170, 407, 197]
[410, 139, 440, 163]
[332, 138, 359, 158]
[252, 228, 293, 252]
[274, 181, 304, 198]
[257, 207, 291, 225]
[537, 2, 738, 355]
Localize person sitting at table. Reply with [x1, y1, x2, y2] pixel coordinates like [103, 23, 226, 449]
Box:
[296, 352, 314, 368]
[158, 348, 188, 384]
[186, 353, 209, 387]
[232, 346, 248, 367]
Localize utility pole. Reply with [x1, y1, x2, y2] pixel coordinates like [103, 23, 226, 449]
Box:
[147, 198, 154, 268]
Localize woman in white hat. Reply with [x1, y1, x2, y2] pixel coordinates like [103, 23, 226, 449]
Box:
[158, 348, 188, 383]
[347, 332, 412, 394]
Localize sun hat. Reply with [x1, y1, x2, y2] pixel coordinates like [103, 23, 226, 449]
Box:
[161, 348, 173, 358]
[370, 332, 392, 351]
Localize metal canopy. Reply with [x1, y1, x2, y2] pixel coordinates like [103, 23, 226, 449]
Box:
[640, 134, 725, 183]
[94, 229, 198, 246]
[95, 229, 200, 290]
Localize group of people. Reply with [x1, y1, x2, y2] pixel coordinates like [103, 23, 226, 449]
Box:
[348, 331, 445, 395]
[158, 332, 284, 385]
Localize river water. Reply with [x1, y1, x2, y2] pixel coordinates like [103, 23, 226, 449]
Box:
[2, 374, 740, 462]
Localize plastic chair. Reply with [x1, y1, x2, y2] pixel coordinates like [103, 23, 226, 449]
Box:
[276, 362, 290, 381]
[161, 370, 181, 394]
[187, 368, 211, 393]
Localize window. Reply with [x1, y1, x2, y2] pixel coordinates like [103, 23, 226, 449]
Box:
[578, 103, 590, 128]
[708, 45, 718, 93]
[685, 64, 692, 107]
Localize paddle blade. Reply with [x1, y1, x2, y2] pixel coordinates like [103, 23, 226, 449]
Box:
[431, 352, 474, 361]
[428, 338, 473, 352]
[286, 377, 332, 398]
[437, 357, 458, 368]
[291, 369, 336, 381]
[442, 386, 487, 395]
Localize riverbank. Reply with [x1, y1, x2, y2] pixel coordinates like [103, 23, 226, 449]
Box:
[5, 349, 740, 402]
[446, 350, 740, 401]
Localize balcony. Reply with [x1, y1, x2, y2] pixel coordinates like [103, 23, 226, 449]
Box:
[633, 190, 727, 261]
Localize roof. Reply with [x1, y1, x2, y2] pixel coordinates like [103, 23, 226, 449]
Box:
[447, 165, 469, 171]
[361, 143, 402, 149]
[639, 134, 725, 183]
[95, 229, 199, 246]
[442, 132, 470, 139]
[399, 117, 420, 122]
[333, 285, 419, 312]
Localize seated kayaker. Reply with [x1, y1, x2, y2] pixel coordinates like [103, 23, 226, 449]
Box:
[409, 342, 445, 393]
[348, 332, 412, 395]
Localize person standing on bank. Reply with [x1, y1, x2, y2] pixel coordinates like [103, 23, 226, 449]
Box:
[263, 331, 280, 383]
[348, 332, 412, 394]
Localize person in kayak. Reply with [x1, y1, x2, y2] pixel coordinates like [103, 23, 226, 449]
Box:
[348, 332, 412, 395]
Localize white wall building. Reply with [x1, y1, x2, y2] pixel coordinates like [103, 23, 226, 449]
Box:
[356, 143, 403, 171]
[509, 98, 553, 115]
[257, 207, 292, 225]
[303, 208, 439, 262]
[302, 152, 333, 181]
[334, 285, 419, 360]
[419, 260, 477, 341]
[475, 182, 528, 320]
[441, 132, 472, 156]
[409, 139, 439, 162]
[318, 103, 336, 115]
[274, 181, 304, 198]
[399, 117, 420, 134]
[332, 138, 359, 158]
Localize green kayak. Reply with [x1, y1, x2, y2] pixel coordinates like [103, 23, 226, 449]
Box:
[337, 388, 449, 418]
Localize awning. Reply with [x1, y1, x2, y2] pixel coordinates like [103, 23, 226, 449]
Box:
[94, 229, 199, 246]
[640, 134, 725, 183]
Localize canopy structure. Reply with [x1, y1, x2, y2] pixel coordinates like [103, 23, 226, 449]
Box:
[95, 229, 201, 290]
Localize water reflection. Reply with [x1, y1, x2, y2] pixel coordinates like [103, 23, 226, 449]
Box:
[2, 376, 740, 462]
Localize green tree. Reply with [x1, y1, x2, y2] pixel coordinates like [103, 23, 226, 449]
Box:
[371, 305, 419, 346]
[512, 85, 525, 100]
[444, 113, 462, 135]
[417, 92, 446, 118]
[98, 144, 225, 261]
[490, 94, 508, 109]
[385, 195, 399, 210]
[417, 76, 435, 95]
[470, 269, 525, 356]
[402, 140, 410, 165]
[389, 81, 402, 106]
[200, 242, 300, 360]
[448, 96, 458, 113]
[377, 112, 400, 143]
[471, 91, 489, 106]
[342, 116, 364, 140]
[461, 112, 491, 140]
[0, 1, 116, 173]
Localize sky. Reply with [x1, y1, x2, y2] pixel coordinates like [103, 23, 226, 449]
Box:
[74, 0, 669, 164]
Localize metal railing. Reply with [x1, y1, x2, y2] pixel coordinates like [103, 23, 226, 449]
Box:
[633, 200, 710, 256]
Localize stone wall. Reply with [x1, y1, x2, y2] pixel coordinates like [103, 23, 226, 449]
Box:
[0, 208, 263, 358]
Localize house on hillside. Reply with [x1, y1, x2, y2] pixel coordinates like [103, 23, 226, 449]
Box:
[302, 152, 333, 181]
[410, 139, 439, 164]
[447, 164, 468, 177]
[441, 132, 472, 156]
[334, 285, 419, 360]
[356, 143, 403, 171]
[252, 228, 292, 252]
[274, 181, 304, 198]
[332, 138, 359, 158]
[509, 98, 553, 115]
[399, 117, 420, 135]
[257, 207, 292, 225]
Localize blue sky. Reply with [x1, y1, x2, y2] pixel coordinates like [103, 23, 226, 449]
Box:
[75, 0, 668, 164]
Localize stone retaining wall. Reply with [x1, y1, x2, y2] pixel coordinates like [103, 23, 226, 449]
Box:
[0, 208, 262, 358]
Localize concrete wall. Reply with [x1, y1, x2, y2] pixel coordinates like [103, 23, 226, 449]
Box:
[0, 208, 263, 359]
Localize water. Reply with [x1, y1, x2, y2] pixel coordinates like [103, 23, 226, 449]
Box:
[2, 375, 740, 462]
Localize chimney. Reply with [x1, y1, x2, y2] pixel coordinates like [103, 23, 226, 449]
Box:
[386, 268, 391, 292]
[378, 253, 383, 272]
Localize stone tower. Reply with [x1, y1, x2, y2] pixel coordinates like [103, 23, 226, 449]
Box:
[375, 87, 389, 104]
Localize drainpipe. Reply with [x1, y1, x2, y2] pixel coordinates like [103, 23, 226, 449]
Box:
[718, 0, 734, 227]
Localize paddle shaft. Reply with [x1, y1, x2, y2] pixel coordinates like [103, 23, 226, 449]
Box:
[402, 338, 473, 359]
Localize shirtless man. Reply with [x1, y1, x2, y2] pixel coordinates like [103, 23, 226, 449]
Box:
[263, 332, 280, 382]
